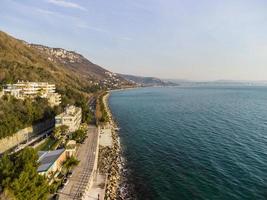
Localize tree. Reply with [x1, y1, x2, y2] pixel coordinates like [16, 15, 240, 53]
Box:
[74, 94, 99, 124]
[52, 127, 62, 140]
[71, 129, 87, 143]
[0, 96, 55, 139]
[60, 125, 69, 136]
[0, 148, 50, 200]
[52, 125, 69, 140]
[62, 156, 79, 171]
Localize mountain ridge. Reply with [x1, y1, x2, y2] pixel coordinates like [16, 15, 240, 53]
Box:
[28, 43, 130, 88]
[119, 74, 178, 87]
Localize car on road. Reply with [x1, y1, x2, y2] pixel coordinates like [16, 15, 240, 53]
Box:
[62, 178, 69, 186]
[51, 193, 59, 200]
[57, 184, 64, 193]
[67, 171, 73, 178]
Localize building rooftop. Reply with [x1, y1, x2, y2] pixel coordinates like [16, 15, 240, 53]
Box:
[37, 149, 65, 172]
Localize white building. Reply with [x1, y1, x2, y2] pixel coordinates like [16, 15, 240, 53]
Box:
[55, 105, 82, 132]
[3, 81, 61, 106]
[47, 93, 62, 107]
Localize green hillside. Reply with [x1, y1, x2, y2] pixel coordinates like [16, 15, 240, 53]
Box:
[0, 31, 93, 96]
[0, 31, 95, 138]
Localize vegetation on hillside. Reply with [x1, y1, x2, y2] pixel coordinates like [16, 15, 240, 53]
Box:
[0, 31, 95, 138]
[0, 30, 128, 199]
[0, 96, 55, 139]
[0, 148, 50, 200]
[0, 31, 93, 91]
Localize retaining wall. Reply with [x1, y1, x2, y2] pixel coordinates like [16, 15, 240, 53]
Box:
[0, 119, 55, 153]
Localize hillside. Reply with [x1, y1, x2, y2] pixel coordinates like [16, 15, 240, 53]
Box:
[0, 31, 90, 96]
[0, 30, 132, 139]
[29, 44, 130, 89]
[119, 74, 177, 87]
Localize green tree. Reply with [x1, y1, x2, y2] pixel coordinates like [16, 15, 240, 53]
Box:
[52, 127, 62, 140]
[0, 148, 50, 200]
[60, 125, 69, 136]
[52, 125, 69, 140]
[0, 96, 55, 139]
[62, 156, 79, 171]
[71, 129, 87, 143]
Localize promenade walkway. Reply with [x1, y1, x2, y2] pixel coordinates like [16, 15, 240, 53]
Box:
[84, 173, 106, 200]
[59, 125, 98, 200]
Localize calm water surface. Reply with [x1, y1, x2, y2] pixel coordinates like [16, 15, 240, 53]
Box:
[109, 86, 267, 200]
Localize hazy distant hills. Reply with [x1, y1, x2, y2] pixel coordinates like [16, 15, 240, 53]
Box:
[165, 79, 267, 86]
[119, 74, 178, 87]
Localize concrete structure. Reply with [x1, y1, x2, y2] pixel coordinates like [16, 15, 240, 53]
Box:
[84, 174, 106, 200]
[0, 119, 55, 154]
[3, 81, 61, 106]
[99, 128, 112, 147]
[55, 105, 82, 132]
[37, 149, 67, 177]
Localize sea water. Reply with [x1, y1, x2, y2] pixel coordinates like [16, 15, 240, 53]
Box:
[109, 86, 267, 200]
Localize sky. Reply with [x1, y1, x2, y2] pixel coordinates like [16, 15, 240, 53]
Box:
[0, 0, 267, 81]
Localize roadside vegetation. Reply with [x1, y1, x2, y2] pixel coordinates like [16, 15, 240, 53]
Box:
[35, 137, 57, 151]
[52, 125, 69, 140]
[62, 156, 79, 172]
[70, 125, 88, 144]
[96, 91, 109, 124]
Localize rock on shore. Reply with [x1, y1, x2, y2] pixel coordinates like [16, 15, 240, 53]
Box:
[98, 92, 137, 200]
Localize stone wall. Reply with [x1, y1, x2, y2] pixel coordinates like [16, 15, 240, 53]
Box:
[0, 119, 55, 153]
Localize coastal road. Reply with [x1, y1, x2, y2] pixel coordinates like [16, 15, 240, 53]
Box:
[59, 125, 98, 200]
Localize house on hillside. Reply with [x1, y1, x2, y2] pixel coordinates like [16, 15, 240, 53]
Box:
[37, 149, 67, 177]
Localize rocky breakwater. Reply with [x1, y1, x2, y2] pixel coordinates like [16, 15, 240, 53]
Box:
[98, 92, 122, 200]
[98, 92, 136, 200]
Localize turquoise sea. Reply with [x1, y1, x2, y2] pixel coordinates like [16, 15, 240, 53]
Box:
[109, 86, 267, 200]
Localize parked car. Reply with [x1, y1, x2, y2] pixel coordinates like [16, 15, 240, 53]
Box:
[51, 193, 59, 200]
[67, 171, 73, 178]
[62, 178, 69, 186]
[57, 184, 64, 192]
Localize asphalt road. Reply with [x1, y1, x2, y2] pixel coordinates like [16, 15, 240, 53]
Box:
[59, 125, 98, 200]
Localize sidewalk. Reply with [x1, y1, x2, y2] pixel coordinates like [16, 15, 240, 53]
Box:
[83, 173, 106, 200]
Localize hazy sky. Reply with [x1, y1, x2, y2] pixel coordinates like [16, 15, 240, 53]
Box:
[1, 0, 267, 81]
